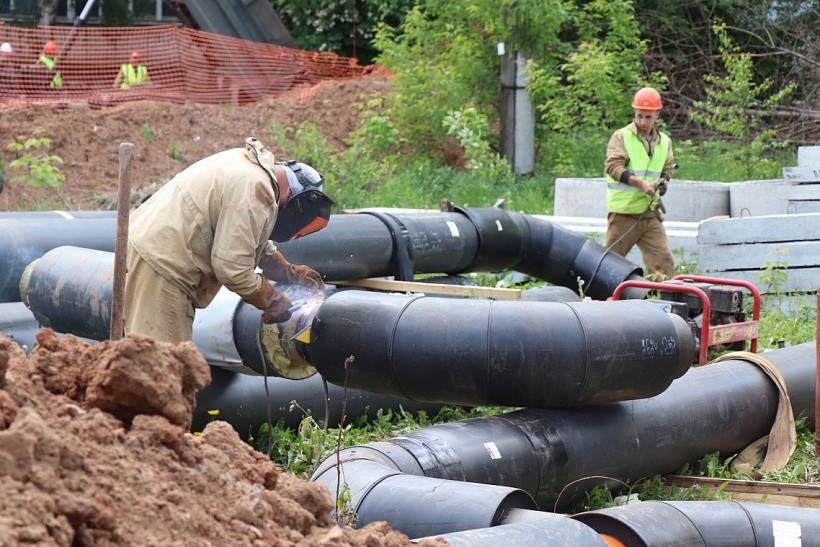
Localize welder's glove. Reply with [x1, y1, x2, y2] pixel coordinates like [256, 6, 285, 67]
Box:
[245, 276, 294, 323]
[264, 247, 324, 291]
[261, 292, 294, 324]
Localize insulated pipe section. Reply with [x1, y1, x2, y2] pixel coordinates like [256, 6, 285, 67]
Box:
[0, 302, 43, 353]
[21, 247, 316, 379]
[415, 513, 608, 546]
[0, 211, 117, 220]
[310, 290, 694, 407]
[311, 456, 538, 539]
[20, 246, 114, 340]
[515, 215, 644, 300]
[573, 501, 820, 547]
[0, 217, 115, 302]
[4, 208, 640, 303]
[193, 368, 447, 440]
[276, 208, 642, 299]
[312, 342, 816, 529]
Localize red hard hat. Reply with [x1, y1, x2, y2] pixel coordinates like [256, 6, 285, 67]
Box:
[43, 41, 59, 55]
[631, 87, 663, 110]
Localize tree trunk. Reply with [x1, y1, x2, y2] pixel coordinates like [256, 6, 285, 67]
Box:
[37, 0, 60, 26]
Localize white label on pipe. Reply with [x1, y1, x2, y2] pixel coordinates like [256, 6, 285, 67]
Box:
[446, 221, 460, 237]
[483, 442, 502, 459]
[495, 220, 503, 231]
[497, 42, 505, 56]
[772, 520, 802, 547]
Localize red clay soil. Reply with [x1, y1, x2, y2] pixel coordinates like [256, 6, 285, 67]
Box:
[0, 330, 446, 546]
[0, 73, 392, 211]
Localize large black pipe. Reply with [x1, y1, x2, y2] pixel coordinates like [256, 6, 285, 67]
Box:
[194, 368, 446, 440]
[311, 457, 539, 539]
[275, 209, 642, 300]
[2, 208, 642, 304]
[0, 211, 116, 220]
[0, 217, 115, 302]
[23, 247, 688, 406]
[311, 342, 816, 533]
[573, 501, 820, 546]
[0, 302, 42, 352]
[416, 512, 609, 546]
[310, 290, 694, 407]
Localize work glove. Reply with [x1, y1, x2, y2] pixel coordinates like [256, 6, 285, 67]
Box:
[263, 246, 324, 291]
[261, 293, 294, 324]
[245, 276, 294, 324]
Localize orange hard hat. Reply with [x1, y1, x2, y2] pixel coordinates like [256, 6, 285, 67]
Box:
[631, 87, 663, 110]
[43, 41, 59, 55]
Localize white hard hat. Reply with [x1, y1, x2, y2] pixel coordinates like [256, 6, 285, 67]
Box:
[0, 43, 12, 54]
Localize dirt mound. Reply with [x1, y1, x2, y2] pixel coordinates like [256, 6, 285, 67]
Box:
[0, 74, 391, 211]
[0, 330, 444, 546]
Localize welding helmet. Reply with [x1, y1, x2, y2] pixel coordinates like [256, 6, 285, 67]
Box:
[270, 161, 334, 242]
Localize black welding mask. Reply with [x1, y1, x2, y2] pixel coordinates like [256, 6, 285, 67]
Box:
[270, 161, 334, 242]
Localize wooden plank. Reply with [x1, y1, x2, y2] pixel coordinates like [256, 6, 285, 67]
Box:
[665, 475, 820, 509]
[333, 279, 522, 300]
[698, 213, 820, 245]
[698, 241, 820, 271]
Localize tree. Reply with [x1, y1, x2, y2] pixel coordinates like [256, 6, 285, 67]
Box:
[269, 0, 415, 63]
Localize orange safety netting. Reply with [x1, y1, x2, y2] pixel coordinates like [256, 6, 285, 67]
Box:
[0, 25, 369, 109]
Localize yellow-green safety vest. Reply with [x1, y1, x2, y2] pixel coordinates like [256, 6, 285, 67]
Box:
[605, 128, 670, 214]
[119, 63, 148, 90]
[38, 55, 62, 88]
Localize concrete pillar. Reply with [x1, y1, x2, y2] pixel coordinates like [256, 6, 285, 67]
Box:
[500, 50, 535, 176]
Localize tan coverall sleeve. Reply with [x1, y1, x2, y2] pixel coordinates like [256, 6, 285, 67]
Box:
[604, 130, 630, 182]
[210, 179, 276, 300]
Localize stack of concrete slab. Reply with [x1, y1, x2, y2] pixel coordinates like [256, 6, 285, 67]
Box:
[697, 147, 820, 308]
[697, 213, 820, 309]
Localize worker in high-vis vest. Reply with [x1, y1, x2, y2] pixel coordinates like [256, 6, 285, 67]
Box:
[37, 41, 63, 88]
[113, 51, 150, 90]
[603, 87, 676, 280]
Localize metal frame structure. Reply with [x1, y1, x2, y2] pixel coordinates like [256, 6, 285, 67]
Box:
[612, 275, 761, 365]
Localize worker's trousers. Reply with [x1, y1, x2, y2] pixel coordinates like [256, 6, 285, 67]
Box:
[124, 247, 195, 343]
[603, 212, 675, 280]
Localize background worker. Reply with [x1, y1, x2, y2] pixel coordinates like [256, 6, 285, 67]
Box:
[124, 137, 333, 343]
[603, 87, 676, 280]
[113, 51, 150, 90]
[0, 42, 16, 94]
[37, 40, 62, 88]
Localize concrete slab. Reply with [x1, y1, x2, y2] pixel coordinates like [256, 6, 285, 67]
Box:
[729, 180, 820, 216]
[554, 178, 729, 222]
[782, 166, 820, 183]
[797, 146, 820, 167]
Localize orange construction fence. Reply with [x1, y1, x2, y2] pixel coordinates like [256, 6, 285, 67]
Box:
[0, 25, 369, 109]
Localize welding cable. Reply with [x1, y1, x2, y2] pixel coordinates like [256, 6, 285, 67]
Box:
[586, 208, 650, 291]
[255, 334, 276, 457]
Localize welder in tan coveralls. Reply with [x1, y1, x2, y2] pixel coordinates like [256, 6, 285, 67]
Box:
[124, 137, 333, 343]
